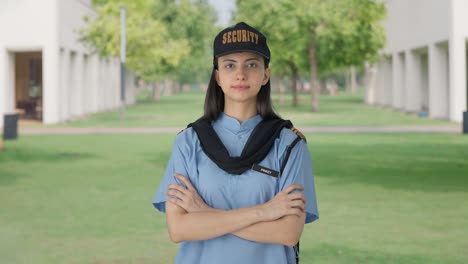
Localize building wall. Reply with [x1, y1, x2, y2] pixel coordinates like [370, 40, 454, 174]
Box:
[383, 0, 450, 53]
[369, 0, 468, 122]
[0, 0, 56, 125]
[0, 0, 136, 127]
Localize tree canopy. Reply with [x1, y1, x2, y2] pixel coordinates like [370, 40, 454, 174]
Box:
[81, 0, 218, 84]
[235, 0, 386, 110]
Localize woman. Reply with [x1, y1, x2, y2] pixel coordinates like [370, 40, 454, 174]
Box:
[153, 22, 319, 264]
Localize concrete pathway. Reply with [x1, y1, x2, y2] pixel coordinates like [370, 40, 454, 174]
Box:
[18, 125, 462, 135]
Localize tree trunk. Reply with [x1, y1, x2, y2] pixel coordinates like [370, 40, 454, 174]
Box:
[290, 65, 298, 107]
[279, 78, 285, 104]
[271, 76, 280, 93]
[164, 79, 172, 96]
[309, 41, 320, 111]
[320, 78, 328, 95]
[350, 65, 357, 94]
[152, 83, 160, 101]
[164, 79, 178, 96]
[346, 69, 351, 93]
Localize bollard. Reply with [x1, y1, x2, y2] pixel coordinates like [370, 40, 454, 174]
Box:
[3, 113, 19, 140]
[464, 111, 468, 134]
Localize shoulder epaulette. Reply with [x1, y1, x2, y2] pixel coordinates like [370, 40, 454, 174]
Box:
[177, 128, 186, 135]
[291, 127, 306, 142]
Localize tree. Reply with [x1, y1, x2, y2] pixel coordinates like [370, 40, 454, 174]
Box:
[155, 0, 218, 87]
[235, 0, 309, 107]
[235, 0, 386, 111]
[298, 0, 386, 110]
[82, 0, 188, 84]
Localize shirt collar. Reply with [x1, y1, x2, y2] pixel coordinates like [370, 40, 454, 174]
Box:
[215, 112, 262, 133]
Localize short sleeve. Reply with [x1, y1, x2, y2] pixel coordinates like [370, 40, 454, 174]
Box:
[152, 138, 190, 213]
[278, 140, 319, 224]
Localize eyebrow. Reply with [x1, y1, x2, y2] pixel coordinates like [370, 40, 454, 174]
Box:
[222, 57, 261, 63]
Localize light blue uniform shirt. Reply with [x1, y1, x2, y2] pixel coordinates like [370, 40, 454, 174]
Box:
[153, 113, 319, 264]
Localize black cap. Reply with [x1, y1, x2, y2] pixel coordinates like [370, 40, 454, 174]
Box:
[213, 22, 270, 61]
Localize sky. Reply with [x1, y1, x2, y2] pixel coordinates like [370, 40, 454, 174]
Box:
[207, 0, 236, 26]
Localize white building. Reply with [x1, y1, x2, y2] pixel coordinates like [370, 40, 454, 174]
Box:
[0, 0, 135, 126]
[366, 0, 468, 123]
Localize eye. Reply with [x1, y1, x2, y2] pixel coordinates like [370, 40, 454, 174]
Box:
[247, 62, 258, 68]
[224, 63, 235, 69]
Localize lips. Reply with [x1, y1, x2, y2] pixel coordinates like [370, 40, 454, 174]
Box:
[231, 85, 250, 90]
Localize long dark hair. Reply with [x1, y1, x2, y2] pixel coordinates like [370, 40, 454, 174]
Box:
[202, 59, 281, 121]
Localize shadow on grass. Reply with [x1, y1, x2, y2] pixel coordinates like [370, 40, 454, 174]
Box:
[0, 147, 95, 163]
[301, 242, 457, 264]
[0, 168, 26, 185]
[0, 145, 96, 185]
[312, 141, 468, 193]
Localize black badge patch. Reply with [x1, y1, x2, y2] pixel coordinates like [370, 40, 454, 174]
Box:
[252, 164, 279, 178]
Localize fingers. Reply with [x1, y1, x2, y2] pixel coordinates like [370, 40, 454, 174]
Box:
[282, 184, 304, 194]
[174, 174, 195, 191]
[167, 183, 187, 194]
[166, 188, 186, 200]
[290, 200, 305, 212]
[289, 192, 306, 204]
[288, 207, 305, 217]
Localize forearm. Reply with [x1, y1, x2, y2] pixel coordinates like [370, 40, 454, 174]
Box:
[166, 202, 266, 242]
[166, 176, 306, 244]
[187, 206, 306, 246]
[232, 213, 305, 246]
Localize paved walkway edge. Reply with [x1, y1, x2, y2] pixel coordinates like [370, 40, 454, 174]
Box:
[18, 126, 462, 135]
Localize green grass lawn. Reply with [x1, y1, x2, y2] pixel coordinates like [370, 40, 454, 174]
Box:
[34, 89, 456, 128]
[1, 133, 467, 264]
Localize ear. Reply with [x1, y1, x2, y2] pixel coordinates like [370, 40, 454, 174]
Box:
[262, 68, 271, 85]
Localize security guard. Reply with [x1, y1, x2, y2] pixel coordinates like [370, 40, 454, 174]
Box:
[153, 22, 319, 264]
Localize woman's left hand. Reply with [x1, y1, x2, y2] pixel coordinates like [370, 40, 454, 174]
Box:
[166, 174, 213, 213]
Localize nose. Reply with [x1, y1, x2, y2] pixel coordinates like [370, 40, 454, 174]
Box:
[236, 66, 247, 81]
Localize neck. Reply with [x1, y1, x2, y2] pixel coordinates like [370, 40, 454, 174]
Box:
[223, 101, 257, 123]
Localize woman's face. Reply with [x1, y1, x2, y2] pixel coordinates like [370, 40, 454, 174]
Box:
[215, 52, 270, 106]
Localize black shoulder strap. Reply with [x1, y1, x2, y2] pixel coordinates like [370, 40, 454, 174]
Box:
[188, 118, 293, 175]
[278, 128, 306, 264]
[279, 135, 303, 175]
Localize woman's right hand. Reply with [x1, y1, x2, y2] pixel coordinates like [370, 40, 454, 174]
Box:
[260, 184, 306, 221]
[166, 173, 213, 213]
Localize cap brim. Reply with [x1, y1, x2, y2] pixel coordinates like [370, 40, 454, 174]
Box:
[215, 49, 270, 60]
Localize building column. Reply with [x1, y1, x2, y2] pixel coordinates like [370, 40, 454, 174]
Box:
[449, 0, 468, 122]
[89, 54, 99, 113]
[103, 59, 110, 110]
[429, 43, 450, 119]
[375, 59, 385, 105]
[99, 57, 105, 111]
[392, 52, 405, 109]
[43, 45, 60, 124]
[82, 54, 90, 114]
[383, 56, 393, 107]
[364, 62, 377, 105]
[113, 58, 120, 108]
[420, 52, 429, 113]
[75, 53, 83, 116]
[405, 50, 421, 112]
[0, 49, 15, 127]
[59, 48, 69, 122]
[69, 51, 77, 117]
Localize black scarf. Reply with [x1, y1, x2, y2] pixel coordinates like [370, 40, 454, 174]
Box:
[188, 117, 293, 175]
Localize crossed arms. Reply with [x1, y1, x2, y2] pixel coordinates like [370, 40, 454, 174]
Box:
[165, 174, 306, 247]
